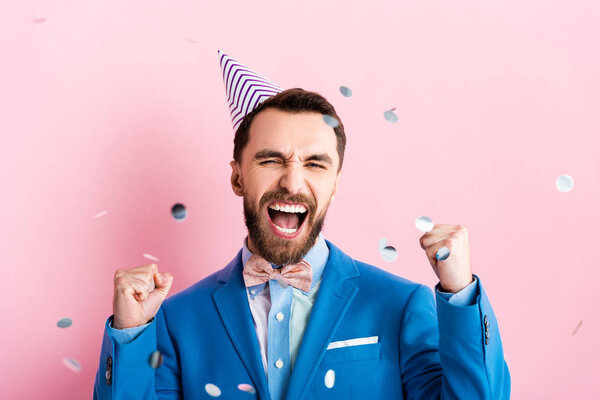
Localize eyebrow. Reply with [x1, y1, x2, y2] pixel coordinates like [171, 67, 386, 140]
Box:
[253, 149, 333, 166]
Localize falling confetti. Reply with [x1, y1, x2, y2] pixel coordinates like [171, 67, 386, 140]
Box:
[339, 86, 352, 97]
[381, 246, 397, 262]
[384, 108, 398, 123]
[415, 216, 434, 232]
[62, 358, 81, 373]
[143, 253, 159, 262]
[572, 320, 583, 336]
[57, 318, 72, 328]
[149, 350, 163, 369]
[436, 246, 450, 261]
[378, 237, 387, 252]
[555, 174, 574, 193]
[324, 369, 336, 388]
[205, 383, 221, 397]
[185, 38, 198, 43]
[32, 18, 47, 23]
[172, 203, 187, 220]
[323, 114, 339, 128]
[93, 211, 108, 219]
[237, 383, 256, 394]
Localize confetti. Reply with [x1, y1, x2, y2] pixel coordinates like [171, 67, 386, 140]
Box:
[436, 246, 450, 261]
[378, 237, 387, 252]
[339, 86, 352, 97]
[57, 318, 72, 328]
[92, 211, 108, 219]
[32, 18, 47, 23]
[323, 114, 339, 128]
[324, 369, 336, 388]
[381, 246, 397, 262]
[172, 203, 187, 220]
[555, 174, 574, 193]
[143, 253, 159, 262]
[149, 350, 163, 369]
[572, 320, 583, 336]
[205, 383, 221, 397]
[185, 38, 198, 43]
[62, 357, 81, 373]
[237, 383, 256, 394]
[415, 216, 434, 232]
[384, 108, 398, 123]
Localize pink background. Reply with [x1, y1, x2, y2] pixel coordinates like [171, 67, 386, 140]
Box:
[2, 0, 599, 398]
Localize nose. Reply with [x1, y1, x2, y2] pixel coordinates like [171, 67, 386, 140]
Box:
[278, 161, 306, 195]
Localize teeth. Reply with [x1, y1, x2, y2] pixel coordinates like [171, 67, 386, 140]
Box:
[275, 225, 298, 234]
[268, 203, 307, 213]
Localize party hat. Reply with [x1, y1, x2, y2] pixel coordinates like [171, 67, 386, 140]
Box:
[218, 49, 283, 133]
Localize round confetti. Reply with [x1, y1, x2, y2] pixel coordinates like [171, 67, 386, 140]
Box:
[384, 108, 398, 123]
[57, 317, 72, 328]
[237, 383, 256, 394]
[339, 86, 352, 97]
[62, 357, 81, 373]
[415, 216, 434, 232]
[378, 237, 387, 252]
[555, 174, 574, 192]
[205, 383, 221, 397]
[149, 350, 163, 369]
[323, 114, 339, 128]
[435, 246, 450, 261]
[171, 203, 187, 220]
[324, 369, 336, 388]
[381, 246, 397, 262]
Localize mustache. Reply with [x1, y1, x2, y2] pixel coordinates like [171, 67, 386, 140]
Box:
[260, 189, 315, 212]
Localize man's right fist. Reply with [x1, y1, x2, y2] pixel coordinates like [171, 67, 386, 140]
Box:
[112, 263, 173, 330]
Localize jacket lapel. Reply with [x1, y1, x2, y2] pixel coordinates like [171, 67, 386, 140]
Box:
[213, 249, 271, 400]
[285, 239, 360, 400]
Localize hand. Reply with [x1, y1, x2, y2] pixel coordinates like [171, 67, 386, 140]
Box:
[112, 263, 174, 329]
[419, 224, 473, 293]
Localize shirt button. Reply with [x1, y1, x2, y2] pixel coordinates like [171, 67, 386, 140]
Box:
[276, 312, 284, 321]
[250, 289, 256, 295]
[275, 359, 284, 368]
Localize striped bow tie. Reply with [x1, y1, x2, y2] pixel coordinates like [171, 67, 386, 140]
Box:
[243, 253, 312, 294]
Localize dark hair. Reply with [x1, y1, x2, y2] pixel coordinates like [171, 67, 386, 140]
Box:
[233, 88, 347, 173]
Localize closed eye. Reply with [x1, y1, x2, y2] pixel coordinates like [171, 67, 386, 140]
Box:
[260, 160, 325, 169]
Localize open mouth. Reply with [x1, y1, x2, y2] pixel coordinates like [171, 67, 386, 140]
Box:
[266, 202, 309, 237]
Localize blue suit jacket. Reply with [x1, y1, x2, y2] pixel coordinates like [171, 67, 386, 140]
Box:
[93, 239, 510, 399]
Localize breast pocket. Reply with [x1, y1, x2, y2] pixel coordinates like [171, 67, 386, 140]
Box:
[320, 342, 382, 364]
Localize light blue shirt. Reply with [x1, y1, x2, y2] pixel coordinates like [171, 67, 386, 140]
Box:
[107, 234, 478, 400]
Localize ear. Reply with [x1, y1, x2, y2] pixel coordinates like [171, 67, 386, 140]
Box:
[230, 160, 244, 197]
[331, 170, 342, 203]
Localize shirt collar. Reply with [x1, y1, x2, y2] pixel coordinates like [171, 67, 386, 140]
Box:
[241, 232, 329, 297]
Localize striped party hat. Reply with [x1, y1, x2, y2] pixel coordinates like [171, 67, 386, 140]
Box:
[218, 49, 283, 133]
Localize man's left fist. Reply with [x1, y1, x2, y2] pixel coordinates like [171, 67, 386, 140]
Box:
[419, 224, 474, 293]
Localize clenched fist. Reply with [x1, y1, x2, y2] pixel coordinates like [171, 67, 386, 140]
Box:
[112, 263, 173, 330]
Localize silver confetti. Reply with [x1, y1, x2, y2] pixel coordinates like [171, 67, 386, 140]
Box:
[32, 18, 47, 23]
[92, 210, 108, 219]
[324, 369, 336, 388]
[323, 114, 339, 128]
[384, 108, 398, 123]
[149, 350, 163, 369]
[381, 246, 397, 262]
[205, 383, 221, 397]
[237, 383, 256, 394]
[57, 318, 72, 328]
[555, 174, 574, 192]
[415, 216, 434, 232]
[143, 253, 159, 262]
[62, 357, 81, 373]
[171, 203, 187, 220]
[339, 86, 352, 97]
[436, 246, 450, 261]
[378, 237, 387, 252]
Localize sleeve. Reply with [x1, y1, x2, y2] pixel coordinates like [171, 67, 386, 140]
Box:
[107, 319, 152, 345]
[398, 274, 511, 400]
[435, 276, 478, 306]
[92, 307, 183, 400]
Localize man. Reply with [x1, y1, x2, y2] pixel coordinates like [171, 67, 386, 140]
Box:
[93, 50, 510, 399]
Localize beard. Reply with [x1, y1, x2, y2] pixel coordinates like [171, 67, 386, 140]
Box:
[243, 187, 330, 266]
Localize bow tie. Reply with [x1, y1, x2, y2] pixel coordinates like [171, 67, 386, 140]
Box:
[243, 253, 312, 294]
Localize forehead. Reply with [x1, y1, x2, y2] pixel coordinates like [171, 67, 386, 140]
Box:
[245, 108, 338, 161]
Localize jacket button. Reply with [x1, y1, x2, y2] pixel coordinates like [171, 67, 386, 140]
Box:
[484, 315, 488, 325]
[485, 337, 489, 345]
[485, 330, 489, 339]
[107, 356, 112, 367]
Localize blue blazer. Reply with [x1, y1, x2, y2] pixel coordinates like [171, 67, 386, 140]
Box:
[93, 239, 510, 399]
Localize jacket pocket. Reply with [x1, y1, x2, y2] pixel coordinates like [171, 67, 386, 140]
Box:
[320, 342, 382, 364]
